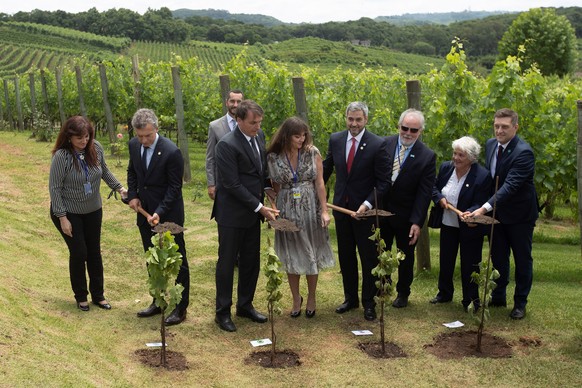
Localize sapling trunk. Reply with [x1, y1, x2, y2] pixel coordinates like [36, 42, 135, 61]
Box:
[160, 310, 166, 366]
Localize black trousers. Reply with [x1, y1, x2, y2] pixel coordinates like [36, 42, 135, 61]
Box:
[334, 212, 378, 309]
[215, 220, 261, 317]
[51, 208, 105, 303]
[139, 225, 190, 312]
[437, 225, 483, 307]
[490, 222, 534, 309]
[380, 214, 416, 297]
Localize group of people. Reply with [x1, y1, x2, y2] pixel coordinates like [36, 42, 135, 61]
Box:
[48, 92, 537, 331]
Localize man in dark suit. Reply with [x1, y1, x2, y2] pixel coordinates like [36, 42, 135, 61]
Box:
[323, 101, 390, 321]
[381, 108, 436, 308]
[468, 108, 538, 320]
[212, 100, 279, 332]
[206, 90, 244, 200]
[127, 108, 190, 326]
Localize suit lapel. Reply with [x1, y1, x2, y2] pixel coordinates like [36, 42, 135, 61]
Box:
[349, 130, 369, 175]
[338, 131, 349, 174]
[458, 163, 477, 203]
[235, 129, 262, 174]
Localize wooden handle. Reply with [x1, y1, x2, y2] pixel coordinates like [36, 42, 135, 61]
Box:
[446, 203, 464, 217]
[137, 206, 159, 225]
[327, 203, 355, 216]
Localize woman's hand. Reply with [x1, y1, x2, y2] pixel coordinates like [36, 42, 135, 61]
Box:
[321, 209, 331, 227]
[119, 187, 128, 200]
[59, 216, 73, 237]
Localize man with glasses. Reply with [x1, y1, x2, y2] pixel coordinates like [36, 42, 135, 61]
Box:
[323, 101, 390, 321]
[381, 108, 436, 308]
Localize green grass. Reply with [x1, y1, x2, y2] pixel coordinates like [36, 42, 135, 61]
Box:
[0, 130, 581, 387]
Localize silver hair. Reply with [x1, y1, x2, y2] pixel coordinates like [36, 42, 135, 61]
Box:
[345, 101, 369, 118]
[452, 136, 481, 163]
[398, 108, 425, 129]
[131, 108, 159, 130]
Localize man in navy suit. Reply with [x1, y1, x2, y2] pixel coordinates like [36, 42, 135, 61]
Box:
[206, 90, 244, 200]
[127, 108, 190, 326]
[381, 108, 436, 308]
[323, 101, 390, 321]
[469, 108, 538, 320]
[212, 100, 279, 332]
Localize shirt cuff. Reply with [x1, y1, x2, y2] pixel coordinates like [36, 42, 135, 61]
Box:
[363, 200, 372, 210]
[254, 203, 263, 213]
[482, 202, 493, 212]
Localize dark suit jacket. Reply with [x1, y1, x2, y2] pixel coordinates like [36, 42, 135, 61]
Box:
[322, 129, 390, 210]
[383, 135, 436, 226]
[485, 136, 538, 224]
[127, 135, 185, 227]
[206, 114, 231, 187]
[212, 128, 267, 228]
[432, 161, 492, 233]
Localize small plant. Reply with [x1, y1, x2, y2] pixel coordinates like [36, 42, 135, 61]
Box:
[263, 237, 283, 365]
[145, 229, 184, 367]
[370, 226, 404, 355]
[34, 116, 57, 142]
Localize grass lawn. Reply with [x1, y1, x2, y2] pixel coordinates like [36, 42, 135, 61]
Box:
[0, 131, 581, 387]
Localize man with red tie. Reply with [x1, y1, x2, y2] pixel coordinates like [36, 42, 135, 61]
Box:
[323, 102, 390, 321]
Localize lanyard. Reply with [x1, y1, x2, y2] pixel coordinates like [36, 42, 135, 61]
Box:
[75, 152, 90, 182]
[285, 151, 300, 185]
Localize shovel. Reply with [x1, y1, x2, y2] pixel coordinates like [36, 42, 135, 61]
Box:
[446, 203, 499, 225]
[327, 203, 393, 218]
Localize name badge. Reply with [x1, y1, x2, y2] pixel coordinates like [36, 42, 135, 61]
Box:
[292, 187, 301, 200]
[84, 182, 93, 195]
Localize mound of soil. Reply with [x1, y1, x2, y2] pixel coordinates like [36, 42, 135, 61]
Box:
[245, 350, 301, 368]
[358, 341, 407, 358]
[424, 330, 512, 359]
[134, 349, 188, 370]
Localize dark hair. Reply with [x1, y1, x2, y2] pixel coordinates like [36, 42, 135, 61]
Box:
[267, 117, 313, 155]
[227, 89, 244, 100]
[235, 100, 263, 121]
[494, 108, 518, 126]
[52, 116, 98, 168]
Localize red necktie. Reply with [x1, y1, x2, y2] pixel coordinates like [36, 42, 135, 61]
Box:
[346, 137, 356, 173]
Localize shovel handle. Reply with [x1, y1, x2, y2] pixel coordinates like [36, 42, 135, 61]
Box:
[446, 203, 465, 217]
[327, 203, 355, 216]
[137, 206, 159, 225]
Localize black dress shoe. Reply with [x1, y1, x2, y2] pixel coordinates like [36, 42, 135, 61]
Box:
[305, 309, 316, 318]
[392, 295, 409, 308]
[215, 315, 237, 332]
[77, 302, 90, 312]
[510, 307, 526, 320]
[137, 302, 161, 317]
[165, 308, 187, 326]
[290, 296, 303, 318]
[93, 301, 112, 310]
[335, 301, 359, 314]
[236, 308, 268, 323]
[364, 307, 376, 321]
[489, 300, 507, 307]
[429, 296, 452, 304]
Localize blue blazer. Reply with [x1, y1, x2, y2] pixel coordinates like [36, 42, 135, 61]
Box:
[127, 135, 185, 227]
[383, 135, 436, 226]
[485, 136, 538, 224]
[432, 161, 492, 233]
[322, 129, 390, 210]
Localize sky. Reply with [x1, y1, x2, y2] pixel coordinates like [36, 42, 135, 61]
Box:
[1, 1, 580, 24]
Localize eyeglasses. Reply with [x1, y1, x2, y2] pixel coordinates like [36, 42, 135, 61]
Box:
[400, 125, 420, 134]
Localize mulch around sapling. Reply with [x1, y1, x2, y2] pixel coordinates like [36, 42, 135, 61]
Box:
[245, 350, 301, 368]
[358, 341, 407, 358]
[424, 330, 512, 359]
[134, 349, 188, 370]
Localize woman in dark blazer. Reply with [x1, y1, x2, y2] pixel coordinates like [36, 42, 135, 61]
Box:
[430, 136, 492, 311]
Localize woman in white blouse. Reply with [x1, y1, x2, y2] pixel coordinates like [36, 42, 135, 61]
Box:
[49, 116, 126, 311]
[429, 136, 492, 312]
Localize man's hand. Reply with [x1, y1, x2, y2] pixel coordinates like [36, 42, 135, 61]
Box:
[149, 213, 160, 226]
[207, 185, 216, 200]
[128, 198, 141, 212]
[409, 223, 421, 245]
[259, 206, 280, 221]
[351, 204, 369, 219]
[467, 206, 487, 218]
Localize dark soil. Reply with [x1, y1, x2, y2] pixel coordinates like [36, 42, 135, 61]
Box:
[152, 222, 185, 234]
[134, 348, 188, 370]
[358, 341, 407, 358]
[424, 330, 512, 359]
[357, 209, 394, 218]
[245, 350, 301, 368]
